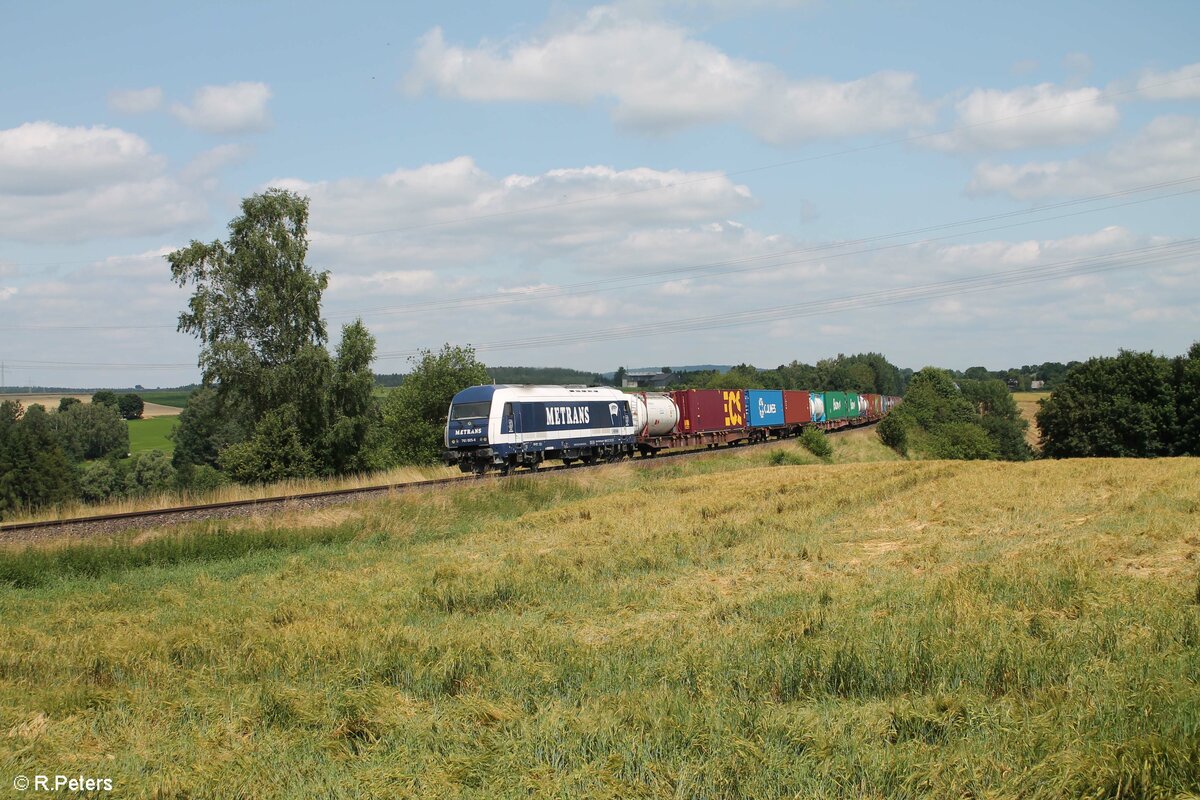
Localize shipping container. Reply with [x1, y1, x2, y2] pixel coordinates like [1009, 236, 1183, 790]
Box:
[847, 394, 861, 417]
[671, 388, 747, 434]
[747, 390, 785, 428]
[824, 391, 848, 420]
[782, 390, 812, 425]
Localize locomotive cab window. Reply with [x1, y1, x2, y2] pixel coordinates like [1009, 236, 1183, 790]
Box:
[450, 401, 490, 420]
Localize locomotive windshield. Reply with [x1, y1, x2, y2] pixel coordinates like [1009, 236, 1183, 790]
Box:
[450, 401, 490, 420]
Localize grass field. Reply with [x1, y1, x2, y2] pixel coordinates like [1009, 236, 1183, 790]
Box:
[1, 431, 1197, 798]
[127, 415, 179, 454]
[1011, 391, 1050, 449]
[138, 390, 191, 409]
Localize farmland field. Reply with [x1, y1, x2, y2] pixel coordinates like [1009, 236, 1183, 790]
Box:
[1011, 391, 1050, 449]
[1, 434, 1197, 798]
[127, 415, 179, 454]
[139, 390, 192, 409]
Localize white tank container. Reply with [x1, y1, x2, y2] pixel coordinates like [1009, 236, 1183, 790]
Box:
[809, 393, 825, 420]
[631, 393, 680, 436]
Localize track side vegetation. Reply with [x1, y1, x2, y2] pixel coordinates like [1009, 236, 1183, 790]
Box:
[1, 436, 1197, 799]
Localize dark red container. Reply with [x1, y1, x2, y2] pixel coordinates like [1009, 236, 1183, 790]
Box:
[782, 390, 812, 425]
[671, 389, 747, 433]
[863, 393, 882, 415]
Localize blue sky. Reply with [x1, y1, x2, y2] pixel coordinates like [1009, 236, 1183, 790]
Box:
[2, 0, 1199, 387]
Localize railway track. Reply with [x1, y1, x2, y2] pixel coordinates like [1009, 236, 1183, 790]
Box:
[0, 423, 876, 543]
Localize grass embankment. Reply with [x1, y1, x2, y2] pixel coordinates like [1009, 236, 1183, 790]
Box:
[1, 434, 1198, 798]
[127, 416, 179, 454]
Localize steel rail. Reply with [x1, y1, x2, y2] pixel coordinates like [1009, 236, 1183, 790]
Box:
[0, 421, 877, 537]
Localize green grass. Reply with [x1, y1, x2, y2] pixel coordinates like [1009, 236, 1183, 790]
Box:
[138, 390, 191, 408]
[1, 442, 1198, 798]
[127, 416, 179, 454]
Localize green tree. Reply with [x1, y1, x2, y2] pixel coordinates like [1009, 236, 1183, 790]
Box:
[58, 397, 81, 413]
[382, 344, 489, 465]
[875, 368, 1020, 461]
[91, 390, 118, 408]
[0, 402, 79, 518]
[118, 393, 144, 420]
[1174, 341, 1200, 455]
[170, 387, 246, 470]
[52, 401, 129, 461]
[323, 320, 386, 474]
[168, 189, 382, 481]
[1037, 350, 1176, 458]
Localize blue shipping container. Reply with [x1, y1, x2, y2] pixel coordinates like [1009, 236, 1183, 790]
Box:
[747, 390, 785, 427]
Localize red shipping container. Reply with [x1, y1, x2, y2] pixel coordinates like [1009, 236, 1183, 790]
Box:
[864, 393, 882, 415]
[671, 389, 747, 433]
[782, 390, 812, 425]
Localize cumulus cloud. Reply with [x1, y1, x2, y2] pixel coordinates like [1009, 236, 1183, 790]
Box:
[924, 84, 1118, 152]
[0, 121, 205, 242]
[277, 156, 755, 262]
[0, 122, 162, 194]
[171, 82, 272, 133]
[180, 143, 253, 182]
[969, 115, 1200, 199]
[405, 7, 933, 143]
[1130, 62, 1200, 100]
[108, 86, 164, 114]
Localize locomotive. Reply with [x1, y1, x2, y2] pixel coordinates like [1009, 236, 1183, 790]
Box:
[443, 384, 900, 475]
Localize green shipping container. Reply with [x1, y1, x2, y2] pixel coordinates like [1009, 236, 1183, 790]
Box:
[847, 394, 861, 416]
[823, 391, 849, 420]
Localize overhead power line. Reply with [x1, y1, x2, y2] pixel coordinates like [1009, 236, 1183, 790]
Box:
[4, 176, 1198, 333]
[9, 71, 1199, 271]
[371, 239, 1200, 360]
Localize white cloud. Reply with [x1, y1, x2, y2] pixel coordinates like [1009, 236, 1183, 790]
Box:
[180, 143, 253, 182]
[969, 115, 1200, 199]
[405, 7, 933, 143]
[0, 122, 205, 242]
[108, 87, 163, 114]
[171, 82, 272, 134]
[0, 122, 161, 194]
[279, 156, 754, 260]
[924, 83, 1118, 152]
[0, 286, 16, 302]
[1131, 62, 1200, 100]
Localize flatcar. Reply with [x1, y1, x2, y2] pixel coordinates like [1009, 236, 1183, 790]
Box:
[444, 384, 900, 474]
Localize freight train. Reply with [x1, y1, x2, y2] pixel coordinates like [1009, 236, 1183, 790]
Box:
[443, 384, 900, 475]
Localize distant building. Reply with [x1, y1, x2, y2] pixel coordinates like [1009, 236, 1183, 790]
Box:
[1030, 380, 1045, 390]
[1006, 377, 1020, 391]
[622, 371, 674, 389]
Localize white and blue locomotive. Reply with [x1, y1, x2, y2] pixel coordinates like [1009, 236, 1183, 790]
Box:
[443, 385, 637, 474]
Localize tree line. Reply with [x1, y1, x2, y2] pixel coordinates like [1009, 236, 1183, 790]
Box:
[0, 391, 170, 517]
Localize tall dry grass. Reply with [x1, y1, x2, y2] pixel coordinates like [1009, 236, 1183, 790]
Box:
[2, 443, 1198, 797]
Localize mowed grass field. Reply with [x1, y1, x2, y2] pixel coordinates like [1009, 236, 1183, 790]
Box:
[1, 433, 1198, 798]
[127, 415, 179, 454]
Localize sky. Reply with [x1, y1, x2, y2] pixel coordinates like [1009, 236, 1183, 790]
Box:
[2, 0, 1199, 388]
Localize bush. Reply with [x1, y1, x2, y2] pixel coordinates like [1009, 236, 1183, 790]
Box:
[877, 413, 908, 455]
[125, 450, 175, 496]
[799, 426, 833, 460]
[927, 422, 998, 460]
[79, 460, 124, 503]
[176, 463, 230, 495]
[219, 406, 316, 484]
